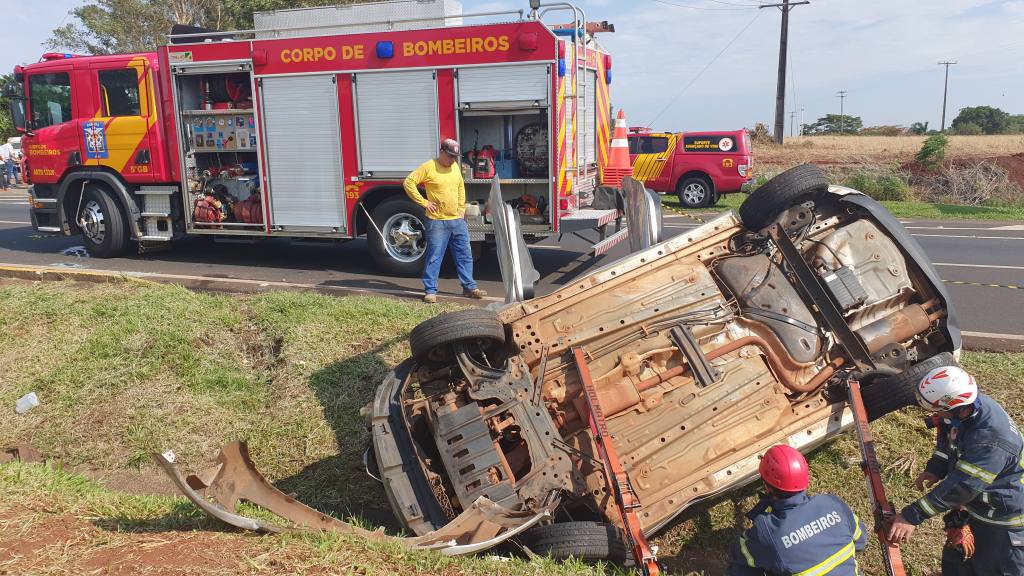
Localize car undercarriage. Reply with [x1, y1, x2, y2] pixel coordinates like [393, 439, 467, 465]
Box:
[159, 164, 959, 563]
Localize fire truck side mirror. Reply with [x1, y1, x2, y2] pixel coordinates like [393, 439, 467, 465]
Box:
[7, 96, 27, 134]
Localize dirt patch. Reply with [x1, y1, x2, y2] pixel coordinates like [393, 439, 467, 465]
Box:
[991, 152, 1024, 190]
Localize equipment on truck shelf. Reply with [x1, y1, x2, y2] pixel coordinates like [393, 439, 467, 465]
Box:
[515, 123, 549, 178]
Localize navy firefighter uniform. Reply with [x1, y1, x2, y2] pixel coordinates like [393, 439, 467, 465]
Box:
[900, 393, 1024, 574]
[727, 444, 868, 576]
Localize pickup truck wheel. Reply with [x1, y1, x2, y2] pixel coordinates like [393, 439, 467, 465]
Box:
[738, 163, 829, 231]
[368, 198, 427, 277]
[861, 352, 956, 421]
[676, 176, 712, 208]
[79, 184, 129, 258]
[520, 521, 629, 563]
[409, 308, 505, 364]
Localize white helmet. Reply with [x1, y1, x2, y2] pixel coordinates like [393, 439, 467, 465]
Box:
[916, 365, 977, 412]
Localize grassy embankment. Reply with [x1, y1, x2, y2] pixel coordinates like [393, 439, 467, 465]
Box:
[664, 135, 1024, 220]
[1, 279, 1022, 575]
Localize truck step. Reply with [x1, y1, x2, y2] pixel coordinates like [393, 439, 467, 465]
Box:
[592, 227, 629, 256]
[559, 208, 619, 234]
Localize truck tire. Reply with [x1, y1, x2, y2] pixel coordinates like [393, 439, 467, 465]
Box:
[676, 175, 712, 208]
[861, 352, 956, 421]
[368, 198, 427, 277]
[738, 163, 829, 231]
[79, 184, 129, 258]
[520, 521, 629, 563]
[409, 308, 505, 364]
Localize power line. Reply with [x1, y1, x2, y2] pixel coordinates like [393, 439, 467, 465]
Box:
[938, 60, 957, 132]
[651, 0, 757, 11]
[646, 10, 765, 126]
[761, 0, 810, 144]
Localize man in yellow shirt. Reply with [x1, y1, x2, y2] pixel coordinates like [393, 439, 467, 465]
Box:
[404, 139, 486, 303]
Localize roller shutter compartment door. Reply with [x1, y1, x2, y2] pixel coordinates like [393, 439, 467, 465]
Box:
[355, 70, 438, 176]
[260, 75, 344, 230]
[458, 64, 549, 106]
[576, 70, 597, 166]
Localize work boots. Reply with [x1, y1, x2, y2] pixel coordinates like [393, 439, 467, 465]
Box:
[463, 288, 487, 299]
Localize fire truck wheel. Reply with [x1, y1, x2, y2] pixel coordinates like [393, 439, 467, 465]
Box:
[860, 352, 955, 422]
[738, 163, 829, 231]
[676, 176, 712, 208]
[368, 198, 427, 276]
[79, 185, 129, 258]
[520, 521, 629, 564]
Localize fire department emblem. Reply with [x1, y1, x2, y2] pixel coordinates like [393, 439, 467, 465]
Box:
[83, 121, 109, 159]
[718, 137, 734, 152]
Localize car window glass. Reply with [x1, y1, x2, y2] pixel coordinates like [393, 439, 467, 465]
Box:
[29, 72, 72, 129]
[98, 69, 141, 116]
[628, 137, 640, 155]
[649, 137, 669, 154]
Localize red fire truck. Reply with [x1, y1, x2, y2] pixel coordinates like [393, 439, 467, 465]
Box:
[627, 128, 754, 209]
[9, 2, 619, 275]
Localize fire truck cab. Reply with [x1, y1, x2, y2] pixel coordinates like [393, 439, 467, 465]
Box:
[10, 1, 619, 275]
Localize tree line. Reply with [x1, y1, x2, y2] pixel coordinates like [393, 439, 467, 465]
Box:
[800, 106, 1024, 137]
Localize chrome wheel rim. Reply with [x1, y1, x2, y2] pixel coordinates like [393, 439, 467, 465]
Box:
[80, 200, 106, 245]
[682, 183, 706, 206]
[382, 212, 425, 263]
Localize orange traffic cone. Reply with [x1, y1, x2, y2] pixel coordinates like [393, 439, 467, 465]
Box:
[603, 109, 633, 188]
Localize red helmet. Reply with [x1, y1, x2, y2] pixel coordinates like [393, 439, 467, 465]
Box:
[759, 445, 810, 492]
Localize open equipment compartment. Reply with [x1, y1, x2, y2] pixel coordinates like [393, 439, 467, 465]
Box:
[456, 63, 553, 232]
[170, 61, 265, 234]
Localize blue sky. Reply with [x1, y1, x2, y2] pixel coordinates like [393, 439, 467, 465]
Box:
[3, 0, 1021, 132]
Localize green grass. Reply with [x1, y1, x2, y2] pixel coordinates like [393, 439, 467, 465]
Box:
[1, 280, 1022, 574]
[660, 190, 1024, 221]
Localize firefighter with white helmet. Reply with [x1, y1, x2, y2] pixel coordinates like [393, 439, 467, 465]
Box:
[888, 364, 1024, 574]
[726, 444, 867, 575]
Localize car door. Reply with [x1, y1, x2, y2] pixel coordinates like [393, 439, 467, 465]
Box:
[88, 59, 156, 183]
[631, 134, 675, 192]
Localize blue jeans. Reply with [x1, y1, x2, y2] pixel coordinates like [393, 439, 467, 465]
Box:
[422, 218, 476, 295]
[6, 161, 20, 185]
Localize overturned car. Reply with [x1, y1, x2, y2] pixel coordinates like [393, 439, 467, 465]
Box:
[159, 164, 958, 562]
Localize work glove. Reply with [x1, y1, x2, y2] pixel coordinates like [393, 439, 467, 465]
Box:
[943, 510, 975, 560]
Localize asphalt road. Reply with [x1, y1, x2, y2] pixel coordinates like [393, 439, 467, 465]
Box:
[1, 188, 1022, 340]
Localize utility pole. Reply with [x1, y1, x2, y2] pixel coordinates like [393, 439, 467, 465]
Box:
[800, 106, 805, 135]
[836, 90, 848, 134]
[790, 110, 797, 137]
[938, 60, 957, 132]
[761, 0, 810, 145]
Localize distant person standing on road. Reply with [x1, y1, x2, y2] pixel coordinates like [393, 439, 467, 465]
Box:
[0, 141, 13, 190]
[403, 138, 486, 303]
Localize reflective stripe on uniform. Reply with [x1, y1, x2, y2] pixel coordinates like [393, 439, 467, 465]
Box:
[917, 496, 941, 517]
[934, 450, 949, 460]
[966, 508, 1024, 528]
[740, 536, 756, 567]
[852, 514, 862, 541]
[794, 541, 856, 576]
[957, 460, 998, 483]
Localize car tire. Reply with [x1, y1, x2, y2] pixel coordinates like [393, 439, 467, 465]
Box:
[368, 198, 428, 277]
[860, 352, 957, 421]
[676, 176, 712, 208]
[79, 184, 129, 258]
[520, 521, 629, 563]
[738, 163, 829, 231]
[409, 308, 505, 364]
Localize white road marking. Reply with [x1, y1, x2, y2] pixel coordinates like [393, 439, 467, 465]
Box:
[911, 234, 1024, 240]
[0, 220, 30, 225]
[962, 331, 1024, 343]
[904, 226, 1021, 231]
[992, 224, 1024, 231]
[935, 262, 1024, 271]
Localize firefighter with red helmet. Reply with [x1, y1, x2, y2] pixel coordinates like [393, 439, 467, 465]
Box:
[727, 444, 868, 576]
[887, 365, 1024, 574]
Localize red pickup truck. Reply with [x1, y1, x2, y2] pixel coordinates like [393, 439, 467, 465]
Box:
[627, 128, 754, 207]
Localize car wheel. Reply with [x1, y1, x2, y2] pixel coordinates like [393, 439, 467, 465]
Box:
[79, 184, 129, 258]
[860, 352, 956, 421]
[520, 521, 629, 564]
[738, 163, 829, 231]
[676, 176, 712, 208]
[409, 308, 505, 364]
[368, 198, 428, 277]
